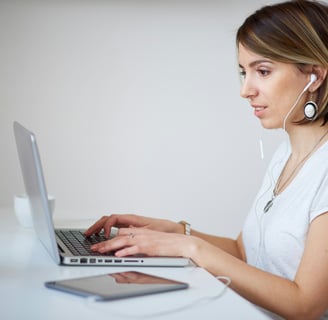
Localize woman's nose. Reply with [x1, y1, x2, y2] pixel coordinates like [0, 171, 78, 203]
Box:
[240, 78, 257, 99]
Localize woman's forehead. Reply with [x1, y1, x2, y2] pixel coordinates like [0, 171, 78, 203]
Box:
[238, 44, 270, 67]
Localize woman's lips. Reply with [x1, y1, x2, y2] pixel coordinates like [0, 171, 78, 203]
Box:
[252, 105, 266, 118]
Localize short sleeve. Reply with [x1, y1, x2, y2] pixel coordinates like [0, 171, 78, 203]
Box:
[310, 163, 328, 222]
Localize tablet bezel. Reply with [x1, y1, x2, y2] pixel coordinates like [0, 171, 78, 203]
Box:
[45, 271, 189, 301]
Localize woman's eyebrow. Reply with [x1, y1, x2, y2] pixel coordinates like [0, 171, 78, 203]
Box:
[239, 59, 273, 69]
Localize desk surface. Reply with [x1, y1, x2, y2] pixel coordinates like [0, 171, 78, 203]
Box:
[0, 208, 269, 320]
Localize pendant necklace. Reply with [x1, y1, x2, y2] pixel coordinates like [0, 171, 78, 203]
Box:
[264, 130, 328, 213]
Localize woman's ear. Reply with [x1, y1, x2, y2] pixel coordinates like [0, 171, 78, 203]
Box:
[310, 65, 328, 92]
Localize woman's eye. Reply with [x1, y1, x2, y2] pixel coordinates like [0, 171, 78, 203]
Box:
[258, 69, 270, 76]
[239, 70, 246, 78]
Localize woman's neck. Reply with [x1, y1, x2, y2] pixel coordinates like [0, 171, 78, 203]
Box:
[287, 122, 328, 160]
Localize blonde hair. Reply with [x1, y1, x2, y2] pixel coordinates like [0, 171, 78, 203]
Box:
[236, 0, 328, 125]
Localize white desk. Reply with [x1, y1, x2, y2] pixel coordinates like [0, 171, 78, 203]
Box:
[0, 208, 270, 320]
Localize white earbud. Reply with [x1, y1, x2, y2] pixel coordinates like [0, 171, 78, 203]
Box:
[303, 73, 317, 92]
[310, 73, 317, 83]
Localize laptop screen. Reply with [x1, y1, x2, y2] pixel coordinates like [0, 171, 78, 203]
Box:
[13, 121, 61, 264]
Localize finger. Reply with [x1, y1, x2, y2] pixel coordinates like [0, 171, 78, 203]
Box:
[84, 216, 110, 236]
[117, 227, 151, 237]
[91, 234, 134, 253]
[108, 214, 144, 228]
[100, 215, 136, 238]
[85, 215, 124, 237]
[84, 217, 104, 236]
[115, 246, 140, 257]
[85, 214, 141, 238]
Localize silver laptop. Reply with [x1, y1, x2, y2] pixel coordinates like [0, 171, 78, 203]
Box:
[13, 121, 190, 267]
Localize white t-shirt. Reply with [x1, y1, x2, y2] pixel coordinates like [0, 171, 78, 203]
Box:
[242, 139, 328, 319]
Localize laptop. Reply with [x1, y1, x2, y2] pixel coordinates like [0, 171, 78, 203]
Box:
[13, 121, 190, 267]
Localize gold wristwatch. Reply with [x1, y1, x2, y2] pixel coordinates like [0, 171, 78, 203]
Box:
[179, 220, 191, 236]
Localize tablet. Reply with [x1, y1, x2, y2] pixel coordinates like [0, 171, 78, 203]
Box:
[45, 271, 189, 301]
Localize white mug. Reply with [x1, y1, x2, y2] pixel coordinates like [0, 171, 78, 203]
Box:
[14, 194, 55, 228]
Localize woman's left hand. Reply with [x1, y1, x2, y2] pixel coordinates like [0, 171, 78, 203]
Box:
[91, 227, 197, 258]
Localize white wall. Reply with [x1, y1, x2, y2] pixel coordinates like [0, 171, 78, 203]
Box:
[0, 0, 284, 237]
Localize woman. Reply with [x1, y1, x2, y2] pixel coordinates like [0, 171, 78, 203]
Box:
[85, 1, 328, 319]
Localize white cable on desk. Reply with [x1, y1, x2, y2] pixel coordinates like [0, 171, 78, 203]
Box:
[216, 275, 232, 287]
[85, 275, 231, 318]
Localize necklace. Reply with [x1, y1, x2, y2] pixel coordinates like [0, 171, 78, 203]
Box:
[263, 129, 328, 213]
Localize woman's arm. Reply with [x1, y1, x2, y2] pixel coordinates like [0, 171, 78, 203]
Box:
[191, 212, 328, 320]
[190, 229, 246, 261]
[85, 214, 245, 260]
[89, 212, 328, 320]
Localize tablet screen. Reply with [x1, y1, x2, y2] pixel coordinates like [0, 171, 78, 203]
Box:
[45, 271, 188, 301]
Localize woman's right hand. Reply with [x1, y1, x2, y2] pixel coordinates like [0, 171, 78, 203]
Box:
[84, 214, 183, 238]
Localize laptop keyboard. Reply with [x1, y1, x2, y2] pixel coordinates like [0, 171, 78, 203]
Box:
[56, 230, 111, 256]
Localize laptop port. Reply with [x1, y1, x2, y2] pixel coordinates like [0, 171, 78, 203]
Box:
[70, 258, 78, 263]
[104, 259, 112, 263]
[89, 258, 96, 263]
[80, 258, 88, 264]
[114, 259, 122, 263]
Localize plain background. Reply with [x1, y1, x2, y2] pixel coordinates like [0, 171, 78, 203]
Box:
[1, 0, 289, 237]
